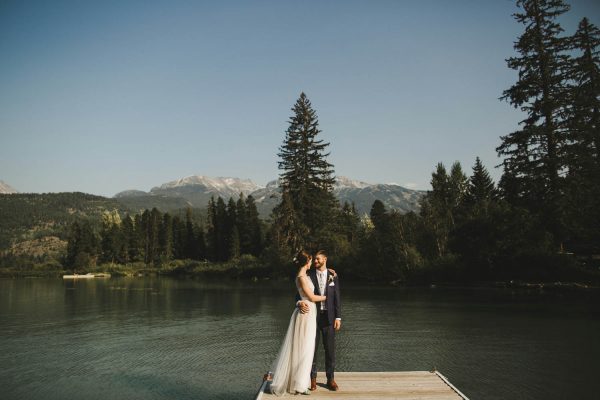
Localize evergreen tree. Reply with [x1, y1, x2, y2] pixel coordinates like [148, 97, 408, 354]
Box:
[236, 194, 251, 255]
[229, 225, 241, 259]
[465, 157, 496, 216]
[65, 220, 99, 269]
[274, 92, 338, 249]
[361, 201, 420, 280]
[171, 215, 186, 259]
[215, 197, 229, 261]
[270, 192, 308, 254]
[65, 221, 82, 268]
[159, 213, 174, 261]
[100, 210, 122, 264]
[245, 195, 263, 256]
[196, 223, 207, 261]
[370, 200, 387, 230]
[340, 201, 361, 246]
[448, 162, 469, 224]
[133, 213, 144, 261]
[121, 214, 137, 263]
[206, 197, 218, 261]
[226, 197, 238, 259]
[139, 208, 161, 265]
[564, 17, 600, 252]
[184, 207, 196, 259]
[566, 17, 600, 170]
[140, 210, 150, 263]
[498, 0, 571, 245]
[427, 162, 467, 228]
[148, 208, 161, 265]
[365, 200, 388, 276]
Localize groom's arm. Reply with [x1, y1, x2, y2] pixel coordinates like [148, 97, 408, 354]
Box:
[334, 275, 341, 329]
[296, 292, 310, 314]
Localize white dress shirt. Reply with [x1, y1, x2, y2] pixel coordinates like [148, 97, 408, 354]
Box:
[317, 269, 327, 310]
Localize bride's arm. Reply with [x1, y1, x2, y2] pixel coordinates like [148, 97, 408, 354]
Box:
[298, 278, 326, 303]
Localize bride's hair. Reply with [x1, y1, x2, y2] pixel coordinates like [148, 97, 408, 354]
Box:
[293, 250, 311, 268]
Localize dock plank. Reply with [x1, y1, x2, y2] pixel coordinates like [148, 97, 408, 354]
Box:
[256, 371, 468, 400]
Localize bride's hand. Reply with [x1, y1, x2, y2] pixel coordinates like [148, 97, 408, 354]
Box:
[328, 268, 337, 278]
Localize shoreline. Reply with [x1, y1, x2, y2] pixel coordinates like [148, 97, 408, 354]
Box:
[1, 264, 599, 293]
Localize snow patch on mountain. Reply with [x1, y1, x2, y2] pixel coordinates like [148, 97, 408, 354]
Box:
[152, 175, 262, 194]
[0, 180, 17, 194]
[334, 176, 371, 189]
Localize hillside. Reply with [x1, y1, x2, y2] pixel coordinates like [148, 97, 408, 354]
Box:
[0, 192, 127, 251]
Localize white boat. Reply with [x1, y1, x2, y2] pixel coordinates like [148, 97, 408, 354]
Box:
[63, 273, 111, 279]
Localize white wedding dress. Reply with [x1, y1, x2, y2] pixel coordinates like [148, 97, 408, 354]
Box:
[270, 276, 317, 396]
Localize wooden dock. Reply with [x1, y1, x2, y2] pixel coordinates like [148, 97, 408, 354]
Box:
[255, 371, 469, 400]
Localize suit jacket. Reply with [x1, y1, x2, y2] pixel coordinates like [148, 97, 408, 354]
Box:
[296, 267, 341, 325]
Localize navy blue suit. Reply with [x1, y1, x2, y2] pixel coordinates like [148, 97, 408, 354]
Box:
[297, 267, 341, 381]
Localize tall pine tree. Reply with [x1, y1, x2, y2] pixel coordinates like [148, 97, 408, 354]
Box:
[564, 17, 600, 252]
[498, 0, 571, 245]
[273, 92, 338, 251]
[566, 17, 600, 171]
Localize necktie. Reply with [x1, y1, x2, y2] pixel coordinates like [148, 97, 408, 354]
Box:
[318, 272, 326, 310]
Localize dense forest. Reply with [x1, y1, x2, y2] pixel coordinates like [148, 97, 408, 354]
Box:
[1, 0, 599, 284]
[56, 193, 264, 274]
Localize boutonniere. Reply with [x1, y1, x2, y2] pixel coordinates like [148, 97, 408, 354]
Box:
[328, 275, 335, 286]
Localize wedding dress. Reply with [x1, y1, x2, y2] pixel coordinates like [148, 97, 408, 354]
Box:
[270, 276, 317, 396]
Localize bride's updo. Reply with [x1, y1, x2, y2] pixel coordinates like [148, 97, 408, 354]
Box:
[293, 250, 312, 268]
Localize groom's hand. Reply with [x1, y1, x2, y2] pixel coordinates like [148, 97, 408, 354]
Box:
[334, 319, 341, 331]
[298, 301, 310, 314]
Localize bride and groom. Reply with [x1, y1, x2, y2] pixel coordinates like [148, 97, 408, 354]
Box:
[270, 249, 342, 396]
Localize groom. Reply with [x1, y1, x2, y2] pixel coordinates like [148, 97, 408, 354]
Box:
[298, 250, 341, 391]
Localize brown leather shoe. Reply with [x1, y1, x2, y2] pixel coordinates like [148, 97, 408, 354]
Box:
[310, 377, 317, 391]
[327, 379, 339, 391]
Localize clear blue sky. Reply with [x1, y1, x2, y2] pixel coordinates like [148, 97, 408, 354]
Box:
[1, 0, 599, 196]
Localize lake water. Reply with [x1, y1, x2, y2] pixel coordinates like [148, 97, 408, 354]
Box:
[1, 277, 599, 399]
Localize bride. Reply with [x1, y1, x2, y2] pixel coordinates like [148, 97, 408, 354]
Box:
[270, 250, 326, 396]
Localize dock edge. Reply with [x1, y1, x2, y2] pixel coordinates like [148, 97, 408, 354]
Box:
[434, 371, 470, 400]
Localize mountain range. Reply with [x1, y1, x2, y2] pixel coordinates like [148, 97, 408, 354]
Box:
[114, 175, 426, 216]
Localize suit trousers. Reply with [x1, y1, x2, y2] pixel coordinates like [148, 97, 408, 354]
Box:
[311, 310, 335, 380]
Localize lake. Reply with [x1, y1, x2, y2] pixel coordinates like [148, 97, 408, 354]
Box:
[1, 277, 599, 399]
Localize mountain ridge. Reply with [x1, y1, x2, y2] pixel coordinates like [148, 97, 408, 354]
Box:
[114, 174, 425, 215]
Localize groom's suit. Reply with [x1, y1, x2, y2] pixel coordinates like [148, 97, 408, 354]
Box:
[308, 267, 341, 381]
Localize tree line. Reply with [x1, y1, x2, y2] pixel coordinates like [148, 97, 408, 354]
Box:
[65, 195, 264, 269]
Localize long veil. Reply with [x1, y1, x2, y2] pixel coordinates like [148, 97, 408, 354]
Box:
[269, 309, 297, 396]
